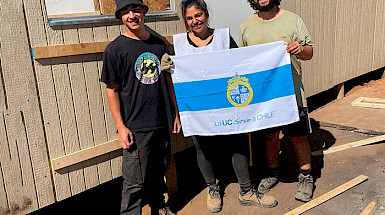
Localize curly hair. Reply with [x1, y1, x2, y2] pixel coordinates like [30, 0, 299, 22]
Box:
[181, 0, 209, 29]
[247, 0, 281, 11]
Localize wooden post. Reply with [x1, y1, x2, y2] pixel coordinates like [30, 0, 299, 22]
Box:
[165, 155, 178, 196]
[248, 133, 253, 166]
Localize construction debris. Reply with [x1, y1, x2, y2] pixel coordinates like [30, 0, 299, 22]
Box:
[312, 135, 385, 156]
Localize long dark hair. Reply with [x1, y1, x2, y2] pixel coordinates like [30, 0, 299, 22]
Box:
[247, 0, 281, 11]
[181, 0, 209, 29]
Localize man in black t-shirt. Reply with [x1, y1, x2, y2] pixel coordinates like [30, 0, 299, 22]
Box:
[100, 0, 180, 214]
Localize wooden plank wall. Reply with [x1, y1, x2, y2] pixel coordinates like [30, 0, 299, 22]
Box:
[0, 0, 385, 214]
[282, 0, 384, 97]
[0, 0, 55, 214]
[0, 0, 192, 213]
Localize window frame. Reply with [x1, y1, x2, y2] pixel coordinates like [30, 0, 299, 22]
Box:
[47, 0, 177, 26]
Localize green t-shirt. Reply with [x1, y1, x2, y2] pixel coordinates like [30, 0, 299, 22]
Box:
[239, 10, 313, 107]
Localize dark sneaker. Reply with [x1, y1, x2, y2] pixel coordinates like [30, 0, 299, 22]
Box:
[257, 176, 279, 194]
[159, 207, 175, 215]
[239, 188, 278, 208]
[207, 184, 222, 213]
[295, 173, 314, 202]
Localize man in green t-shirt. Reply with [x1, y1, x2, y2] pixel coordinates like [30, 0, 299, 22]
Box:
[240, 0, 315, 202]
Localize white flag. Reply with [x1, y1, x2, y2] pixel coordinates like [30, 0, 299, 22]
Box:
[171, 41, 299, 137]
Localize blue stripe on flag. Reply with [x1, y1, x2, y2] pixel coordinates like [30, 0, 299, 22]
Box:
[174, 64, 295, 112]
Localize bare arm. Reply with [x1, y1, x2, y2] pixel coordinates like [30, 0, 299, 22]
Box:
[287, 42, 313, 61]
[165, 73, 181, 133]
[106, 83, 134, 149]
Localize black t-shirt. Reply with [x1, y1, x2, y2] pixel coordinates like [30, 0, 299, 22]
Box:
[101, 34, 173, 132]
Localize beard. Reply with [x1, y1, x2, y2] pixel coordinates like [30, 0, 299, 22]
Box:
[255, 0, 278, 11]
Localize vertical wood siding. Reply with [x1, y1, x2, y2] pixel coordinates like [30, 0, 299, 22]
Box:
[282, 0, 384, 97]
[0, 0, 384, 213]
[0, 0, 55, 214]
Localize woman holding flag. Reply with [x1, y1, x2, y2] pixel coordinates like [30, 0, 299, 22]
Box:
[162, 0, 278, 212]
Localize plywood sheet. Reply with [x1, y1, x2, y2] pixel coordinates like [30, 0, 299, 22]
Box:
[101, 0, 169, 15]
[144, 0, 166, 12]
[100, 0, 116, 15]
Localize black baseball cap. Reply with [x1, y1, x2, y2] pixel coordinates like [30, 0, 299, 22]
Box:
[115, 0, 149, 19]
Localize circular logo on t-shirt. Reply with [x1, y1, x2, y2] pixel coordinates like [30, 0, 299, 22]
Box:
[134, 52, 161, 84]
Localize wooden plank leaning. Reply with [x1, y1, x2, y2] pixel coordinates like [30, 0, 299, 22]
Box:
[360, 202, 378, 215]
[284, 175, 369, 215]
[312, 135, 385, 156]
[51, 139, 121, 171]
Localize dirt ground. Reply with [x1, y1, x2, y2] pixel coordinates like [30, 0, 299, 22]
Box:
[30, 79, 385, 215]
[174, 127, 385, 215]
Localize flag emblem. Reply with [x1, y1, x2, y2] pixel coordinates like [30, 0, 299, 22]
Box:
[227, 73, 253, 107]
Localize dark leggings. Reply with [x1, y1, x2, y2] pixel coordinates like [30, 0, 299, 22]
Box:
[192, 134, 252, 190]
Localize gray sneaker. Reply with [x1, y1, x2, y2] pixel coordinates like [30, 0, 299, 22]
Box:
[295, 173, 314, 202]
[239, 188, 278, 208]
[257, 176, 279, 194]
[207, 184, 222, 213]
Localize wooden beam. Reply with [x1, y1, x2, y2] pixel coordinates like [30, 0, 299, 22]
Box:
[352, 97, 385, 109]
[32, 36, 173, 59]
[32, 41, 110, 59]
[312, 135, 385, 156]
[51, 139, 121, 171]
[47, 11, 101, 19]
[360, 202, 378, 215]
[248, 133, 253, 166]
[284, 175, 368, 215]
